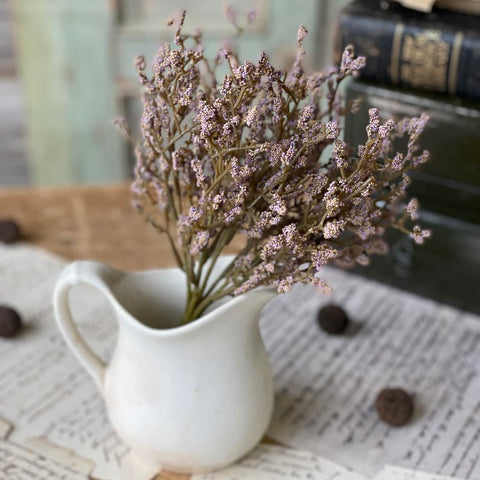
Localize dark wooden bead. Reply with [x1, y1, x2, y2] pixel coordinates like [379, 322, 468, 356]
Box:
[0, 220, 21, 244]
[375, 388, 413, 427]
[0, 306, 23, 338]
[317, 304, 349, 334]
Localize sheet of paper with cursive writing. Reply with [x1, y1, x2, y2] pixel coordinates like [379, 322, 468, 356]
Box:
[193, 444, 366, 480]
[0, 440, 87, 480]
[374, 465, 467, 480]
[262, 268, 480, 479]
[0, 244, 147, 480]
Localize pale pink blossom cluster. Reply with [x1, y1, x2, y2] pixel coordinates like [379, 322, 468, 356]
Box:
[129, 10, 430, 324]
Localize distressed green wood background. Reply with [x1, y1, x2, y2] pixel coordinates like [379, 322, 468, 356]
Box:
[12, 0, 350, 186]
[0, 0, 29, 186]
[12, 0, 125, 185]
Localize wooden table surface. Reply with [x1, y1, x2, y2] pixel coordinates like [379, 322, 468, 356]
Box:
[0, 183, 250, 480]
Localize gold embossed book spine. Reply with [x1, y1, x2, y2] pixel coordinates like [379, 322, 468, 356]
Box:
[337, 0, 480, 101]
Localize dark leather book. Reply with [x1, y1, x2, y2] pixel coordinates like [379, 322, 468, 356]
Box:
[344, 79, 480, 314]
[349, 210, 480, 314]
[345, 79, 480, 224]
[337, 0, 480, 100]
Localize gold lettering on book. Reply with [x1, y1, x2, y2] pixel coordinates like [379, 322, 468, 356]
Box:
[400, 30, 450, 91]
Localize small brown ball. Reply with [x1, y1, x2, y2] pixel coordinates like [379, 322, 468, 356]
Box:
[0, 220, 21, 244]
[375, 388, 413, 427]
[317, 304, 349, 334]
[0, 306, 23, 338]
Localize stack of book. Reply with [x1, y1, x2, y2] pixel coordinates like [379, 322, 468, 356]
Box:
[337, 0, 480, 313]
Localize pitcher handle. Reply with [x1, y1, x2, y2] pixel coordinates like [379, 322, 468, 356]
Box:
[53, 261, 121, 393]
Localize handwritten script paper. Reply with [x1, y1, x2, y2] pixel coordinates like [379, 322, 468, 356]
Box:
[193, 444, 366, 480]
[0, 440, 87, 480]
[262, 269, 480, 479]
[374, 465, 466, 480]
[0, 245, 149, 480]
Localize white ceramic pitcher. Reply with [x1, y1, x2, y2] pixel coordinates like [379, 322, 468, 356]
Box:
[53, 260, 277, 474]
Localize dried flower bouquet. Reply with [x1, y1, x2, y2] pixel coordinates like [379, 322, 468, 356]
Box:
[128, 11, 430, 324]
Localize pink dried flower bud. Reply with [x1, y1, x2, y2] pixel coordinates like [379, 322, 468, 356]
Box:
[247, 9, 256, 24]
[277, 276, 295, 293]
[224, 206, 243, 224]
[190, 231, 210, 255]
[134, 55, 146, 71]
[411, 226, 431, 244]
[271, 96, 283, 124]
[212, 194, 224, 211]
[269, 194, 287, 216]
[412, 150, 430, 167]
[312, 245, 338, 269]
[297, 25, 308, 46]
[357, 224, 376, 240]
[245, 106, 259, 127]
[264, 263, 274, 273]
[379, 119, 395, 138]
[219, 48, 230, 61]
[390, 153, 404, 171]
[261, 236, 283, 260]
[191, 157, 206, 187]
[326, 121, 340, 140]
[340, 45, 354, 72]
[187, 205, 203, 223]
[173, 10, 187, 45]
[367, 108, 380, 136]
[339, 45, 365, 75]
[333, 141, 349, 169]
[323, 220, 344, 239]
[297, 105, 313, 130]
[351, 56, 366, 74]
[406, 198, 419, 220]
[325, 196, 342, 217]
[234, 253, 254, 269]
[409, 113, 429, 138]
[312, 278, 333, 294]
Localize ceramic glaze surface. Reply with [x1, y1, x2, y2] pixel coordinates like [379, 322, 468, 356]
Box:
[53, 260, 276, 474]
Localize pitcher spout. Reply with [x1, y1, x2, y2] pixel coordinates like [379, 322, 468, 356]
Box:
[210, 287, 278, 324]
[241, 287, 278, 314]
